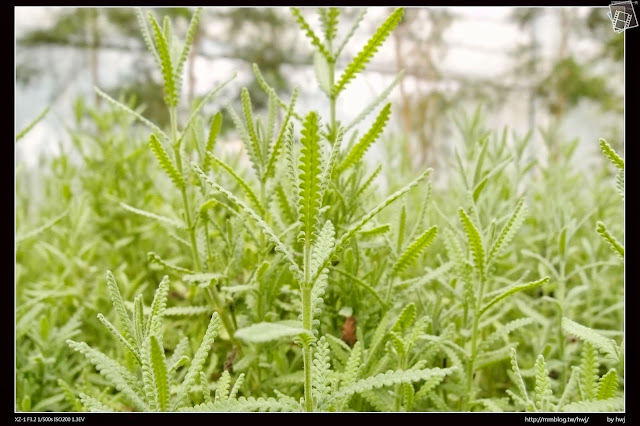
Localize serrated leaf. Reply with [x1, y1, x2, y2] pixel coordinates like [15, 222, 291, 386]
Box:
[314, 168, 432, 285]
[562, 318, 620, 364]
[329, 367, 456, 402]
[120, 201, 185, 229]
[192, 163, 302, 279]
[479, 277, 548, 318]
[599, 138, 624, 170]
[209, 153, 265, 217]
[150, 335, 169, 411]
[459, 208, 486, 280]
[146, 275, 170, 337]
[488, 197, 527, 263]
[105, 271, 136, 348]
[149, 133, 185, 189]
[67, 340, 148, 411]
[174, 8, 202, 97]
[184, 396, 299, 412]
[393, 226, 437, 274]
[336, 103, 391, 174]
[597, 369, 618, 400]
[175, 312, 220, 409]
[298, 111, 323, 246]
[596, 221, 624, 260]
[333, 8, 404, 96]
[291, 8, 332, 61]
[148, 13, 177, 106]
[561, 397, 623, 412]
[95, 87, 167, 139]
[265, 88, 299, 180]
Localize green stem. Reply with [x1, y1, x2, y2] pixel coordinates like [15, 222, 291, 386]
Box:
[302, 285, 314, 412]
[328, 61, 337, 142]
[464, 276, 486, 411]
[169, 106, 202, 271]
[205, 286, 238, 347]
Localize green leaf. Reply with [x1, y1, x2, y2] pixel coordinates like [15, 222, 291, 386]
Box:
[174, 8, 202, 96]
[580, 343, 598, 401]
[206, 113, 222, 155]
[596, 221, 624, 259]
[95, 87, 167, 139]
[209, 153, 265, 217]
[314, 168, 432, 285]
[148, 13, 177, 106]
[140, 341, 157, 410]
[312, 336, 332, 409]
[329, 367, 456, 402]
[561, 397, 623, 412]
[179, 74, 236, 148]
[78, 393, 114, 412]
[16, 106, 49, 142]
[235, 321, 312, 343]
[146, 275, 170, 337]
[67, 340, 148, 411]
[291, 8, 332, 61]
[358, 223, 391, 238]
[16, 208, 68, 244]
[192, 163, 302, 279]
[336, 103, 391, 174]
[557, 366, 580, 410]
[120, 201, 185, 229]
[333, 8, 404, 96]
[149, 133, 185, 189]
[133, 295, 145, 348]
[345, 72, 403, 132]
[253, 63, 303, 122]
[105, 271, 136, 347]
[241, 88, 264, 175]
[562, 318, 620, 364]
[459, 208, 485, 280]
[136, 8, 160, 65]
[298, 111, 324, 246]
[319, 8, 339, 43]
[311, 220, 335, 279]
[597, 369, 618, 400]
[599, 138, 624, 170]
[97, 313, 141, 365]
[509, 348, 533, 408]
[148, 252, 194, 275]
[314, 52, 332, 95]
[335, 9, 367, 58]
[175, 312, 220, 410]
[341, 341, 363, 388]
[149, 335, 169, 411]
[472, 176, 489, 203]
[488, 197, 527, 264]
[331, 268, 386, 307]
[534, 354, 552, 412]
[479, 277, 548, 317]
[392, 303, 416, 333]
[393, 226, 437, 274]
[265, 88, 299, 180]
[184, 396, 299, 412]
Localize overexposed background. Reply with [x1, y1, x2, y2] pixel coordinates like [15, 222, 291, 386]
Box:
[15, 7, 624, 173]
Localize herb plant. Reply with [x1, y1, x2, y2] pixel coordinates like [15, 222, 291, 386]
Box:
[15, 7, 624, 413]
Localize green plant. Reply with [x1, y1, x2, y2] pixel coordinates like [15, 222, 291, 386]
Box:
[16, 7, 624, 413]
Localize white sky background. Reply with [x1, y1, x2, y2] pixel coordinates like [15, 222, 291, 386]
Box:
[15, 7, 623, 172]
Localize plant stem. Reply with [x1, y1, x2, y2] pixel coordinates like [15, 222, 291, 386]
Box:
[169, 106, 202, 271]
[204, 285, 238, 347]
[302, 285, 314, 412]
[464, 276, 486, 411]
